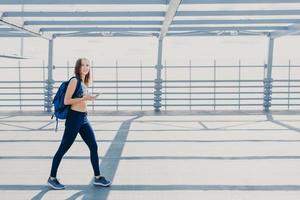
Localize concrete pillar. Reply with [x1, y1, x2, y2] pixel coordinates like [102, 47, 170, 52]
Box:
[44, 39, 55, 112]
[153, 39, 163, 112]
[263, 37, 274, 112]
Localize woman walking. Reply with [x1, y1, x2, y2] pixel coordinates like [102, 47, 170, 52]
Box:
[47, 58, 111, 190]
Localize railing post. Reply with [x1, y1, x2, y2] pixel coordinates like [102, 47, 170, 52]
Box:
[116, 60, 119, 111]
[140, 60, 143, 111]
[44, 39, 55, 113]
[154, 39, 163, 112]
[238, 59, 241, 110]
[18, 37, 23, 111]
[164, 59, 167, 111]
[189, 60, 192, 111]
[18, 4, 24, 111]
[213, 59, 216, 110]
[263, 36, 274, 112]
[91, 60, 95, 111]
[288, 59, 291, 110]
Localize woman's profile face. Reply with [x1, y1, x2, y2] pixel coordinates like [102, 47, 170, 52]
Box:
[80, 59, 90, 76]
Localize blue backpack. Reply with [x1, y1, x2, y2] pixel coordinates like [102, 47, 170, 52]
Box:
[51, 76, 81, 132]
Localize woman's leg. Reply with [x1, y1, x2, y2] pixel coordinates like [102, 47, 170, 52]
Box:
[79, 122, 100, 176]
[50, 118, 81, 177]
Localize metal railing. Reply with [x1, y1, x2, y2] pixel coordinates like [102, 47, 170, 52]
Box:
[0, 61, 299, 111]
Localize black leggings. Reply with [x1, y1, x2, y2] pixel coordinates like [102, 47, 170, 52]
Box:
[50, 109, 100, 177]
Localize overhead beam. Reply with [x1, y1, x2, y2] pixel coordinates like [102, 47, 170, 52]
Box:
[177, 10, 300, 17]
[168, 31, 266, 36]
[0, 0, 299, 4]
[159, 0, 182, 39]
[40, 27, 161, 32]
[3, 11, 165, 18]
[7, 30, 300, 37]
[54, 31, 158, 37]
[23, 19, 300, 26]
[5, 29, 300, 37]
[0, 0, 169, 4]
[182, 0, 300, 3]
[5, 10, 300, 18]
[7, 31, 300, 37]
[170, 26, 288, 31]
[37, 26, 287, 33]
[56, 32, 265, 37]
[24, 20, 163, 26]
[0, 13, 52, 40]
[0, 28, 17, 32]
[172, 19, 300, 25]
[0, 19, 52, 40]
[270, 24, 300, 38]
[0, 33, 32, 37]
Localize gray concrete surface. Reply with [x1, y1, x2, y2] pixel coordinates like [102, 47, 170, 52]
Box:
[1, 110, 300, 200]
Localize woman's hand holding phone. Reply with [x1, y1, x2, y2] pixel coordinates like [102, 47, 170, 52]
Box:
[84, 93, 102, 101]
[83, 94, 97, 101]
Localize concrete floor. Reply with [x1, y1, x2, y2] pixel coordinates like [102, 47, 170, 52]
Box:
[1, 110, 300, 200]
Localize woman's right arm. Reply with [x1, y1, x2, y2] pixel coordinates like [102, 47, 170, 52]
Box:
[64, 78, 85, 105]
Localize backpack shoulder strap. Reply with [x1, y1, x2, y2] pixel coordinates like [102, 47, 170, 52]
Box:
[69, 76, 81, 96]
[68, 76, 79, 84]
[74, 77, 81, 95]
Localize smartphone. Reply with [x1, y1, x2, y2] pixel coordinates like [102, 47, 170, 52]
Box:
[94, 93, 102, 97]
